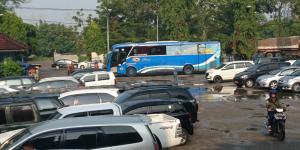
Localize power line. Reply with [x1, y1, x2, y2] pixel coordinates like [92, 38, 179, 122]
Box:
[14, 6, 97, 12]
[23, 18, 89, 25]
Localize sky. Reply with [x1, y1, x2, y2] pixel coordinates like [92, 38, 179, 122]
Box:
[13, 0, 98, 27]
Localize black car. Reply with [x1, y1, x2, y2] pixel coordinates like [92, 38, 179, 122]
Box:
[0, 94, 63, 133]
[233, 62, 290, 88]
[51, 59, 76, 69]
[114, 86, 198, 122]
[119, 99, 194, 135]
[0, 76, 36, 90]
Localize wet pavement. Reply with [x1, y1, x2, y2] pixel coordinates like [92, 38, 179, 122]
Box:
[36, 62, 300, 150]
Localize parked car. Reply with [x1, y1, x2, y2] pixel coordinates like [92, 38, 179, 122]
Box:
[205, 61, 254, 83]
[58, 88, 119, 106]
[0, 76, 36, 90]
[278, 69, 300, 92]
[49, 103, 186, 148]
[27, 76, 80, 93]
[233, 62, 290, 88]
[78, 61, 93, 69]
[254, 57, 286, 64]
[0, 116, 159, 150]
[71, 68, 100, 80]
[0, 86, 18, 94]
[51, 59, 77, 69]
[256, 66, 300, 89]
[119, 99, 194, 135]
[114, 86, 198, 123]
[0, 93, 63, 133]
[80, 71, 115, 87]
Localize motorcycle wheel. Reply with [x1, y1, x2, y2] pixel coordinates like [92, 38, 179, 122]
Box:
[277, 121, 285, 141]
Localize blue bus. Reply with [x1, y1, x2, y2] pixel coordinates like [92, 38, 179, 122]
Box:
[106, 41, 221, 76]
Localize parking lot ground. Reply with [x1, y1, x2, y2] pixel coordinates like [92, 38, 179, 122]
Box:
[37, 65, 300, 150]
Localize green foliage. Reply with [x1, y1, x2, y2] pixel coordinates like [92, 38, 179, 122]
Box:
[78, 55, 90, 62]
[0, 12, 27, 42]
[0, 58, 22, 77]
[33, 23, 77, 56]
[83, 21, 105, 54]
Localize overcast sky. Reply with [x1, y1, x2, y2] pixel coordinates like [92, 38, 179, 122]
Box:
[14, 0, 98, 26]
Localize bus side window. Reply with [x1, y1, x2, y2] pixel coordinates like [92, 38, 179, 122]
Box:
[149, 46, 166, 55]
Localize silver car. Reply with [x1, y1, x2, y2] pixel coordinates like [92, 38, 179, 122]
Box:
[0, 116, 158, 150]
[256, 66, 300, 89]
[278, 69, 300, 92]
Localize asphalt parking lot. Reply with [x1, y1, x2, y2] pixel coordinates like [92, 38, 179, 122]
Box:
[38, 64, 300, 150]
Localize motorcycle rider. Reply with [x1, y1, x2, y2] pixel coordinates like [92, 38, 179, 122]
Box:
[266, 90, 283, 131]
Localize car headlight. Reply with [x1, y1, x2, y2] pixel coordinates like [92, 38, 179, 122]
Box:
[241, 75, 248, 79]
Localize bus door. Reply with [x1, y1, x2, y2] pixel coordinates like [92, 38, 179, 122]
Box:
[198, 44, 207, 71]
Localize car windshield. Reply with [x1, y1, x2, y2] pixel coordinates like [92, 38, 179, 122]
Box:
[269, 69, 281, 75]
[0, 129, 31, 150]
[215, 64, 226, 69]
[289, 70, 300, 76]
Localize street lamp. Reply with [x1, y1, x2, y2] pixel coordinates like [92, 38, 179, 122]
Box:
[106, 9, 112, 54]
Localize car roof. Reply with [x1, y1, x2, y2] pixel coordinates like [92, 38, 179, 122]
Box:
[39, 76, 78, 83]
[81, 71, 114, 76]
[71, 68, 100, 74]
[57, 103, 120, 115]
[0, 76, 34, 81]
[29, 115, 150, 134]
[130, 85, 186, 91]
[223, 61, 254, 64]
[59, 88, 119, 99]
[120, 99, 184, 110]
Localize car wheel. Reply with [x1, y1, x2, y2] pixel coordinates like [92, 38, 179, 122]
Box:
[180, 128, 189, 145]
[213, 76, 223, 83]
[126, 67, 137, 77]
[56, 65, 60, 70]
[269, 81, 278, 89]
[245, 79, 254, 88]
[292, 83, 300, 92]
[80, 65, 85, 69]
[183, 65, 194, 75]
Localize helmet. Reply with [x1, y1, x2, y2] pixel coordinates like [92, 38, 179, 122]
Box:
[269, 89, 277, 98]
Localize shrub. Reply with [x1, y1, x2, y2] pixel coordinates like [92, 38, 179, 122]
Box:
[0, 58, 22, 77]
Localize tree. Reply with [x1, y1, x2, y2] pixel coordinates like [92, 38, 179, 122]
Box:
[0, 57, 22, 77]
[82, 21, 105, 54]
[0, 12, 27, 42]
[33, 23, 77, 56]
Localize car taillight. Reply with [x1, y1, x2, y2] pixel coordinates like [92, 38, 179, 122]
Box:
[175, 123, 182, 138]
[153, 141, 159, 150]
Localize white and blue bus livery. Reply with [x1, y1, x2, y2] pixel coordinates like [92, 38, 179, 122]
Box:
[106, 41, 221, 76]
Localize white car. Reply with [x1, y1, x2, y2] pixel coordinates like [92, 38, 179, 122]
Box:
[0, 86, 18, 94]
[50, 103, 185, 148]
[256, 66, 300, 89]
[206, 61, 254, 83]
[1, 116, 158, 150]
[78, 61, 93, 69]
[58, 88, 119, 106]
[80, 71, 115, 87]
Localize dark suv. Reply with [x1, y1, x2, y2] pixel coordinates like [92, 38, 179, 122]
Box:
[114, 86, 198, 122]
[0, 94, 63, 133]
[119, 99, 194, 135]
[233, 62, 290, 88]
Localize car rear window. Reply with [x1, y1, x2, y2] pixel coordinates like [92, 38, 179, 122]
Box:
[102, 126, 143, 147]
[89, 110, 114, 116]
[22, 78, 33, 85]
[35, 98, 61, 111]
[99, 93, 115, 102]
[6, 79, 21, 86]
[10, 105, 35, 123]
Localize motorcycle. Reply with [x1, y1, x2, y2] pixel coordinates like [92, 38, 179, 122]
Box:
[265, 108, 287, 141]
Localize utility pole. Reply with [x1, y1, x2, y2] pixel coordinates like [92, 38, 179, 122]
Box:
[106, 9, 112, 53]
[156, 0, 159, 41]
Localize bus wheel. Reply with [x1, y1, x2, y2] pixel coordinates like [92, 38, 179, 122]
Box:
[183, 65, 194, 75]
[126, 67, 137, 77]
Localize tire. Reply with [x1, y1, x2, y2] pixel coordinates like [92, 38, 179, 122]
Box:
[245, 79, 254, 88]
[236, 84, 243, 88]
[126, 67, 137, 77]
[269, 81, 278, 89]
[183, 65, 194, 75]
[56, 65, 60, 70]
[213, 76, 223, 83]
[278, 122, 285, 141]
[80, 65, 85, 69]
[292, 83, 300, 92]
[181, 128, 189, 145]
